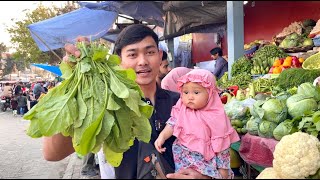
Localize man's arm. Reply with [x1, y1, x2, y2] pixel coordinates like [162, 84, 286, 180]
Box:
[43, 133, 75, 161]
[212, 58, 226, 78]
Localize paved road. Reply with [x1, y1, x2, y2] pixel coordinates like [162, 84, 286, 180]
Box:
[0, 111, 70, 179]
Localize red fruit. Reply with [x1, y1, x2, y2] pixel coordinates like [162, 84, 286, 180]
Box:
[292, 56, 298, 61]
[292, 58, 301, 68]
[279, 58, 284, 65]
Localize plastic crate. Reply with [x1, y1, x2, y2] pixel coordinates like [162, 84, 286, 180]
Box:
[313, 36, 320, 47]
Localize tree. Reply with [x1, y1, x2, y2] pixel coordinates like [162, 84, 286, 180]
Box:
[7, 3, 78, 65]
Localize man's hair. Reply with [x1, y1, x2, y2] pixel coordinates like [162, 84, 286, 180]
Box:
[114, 24, 159, 56]
[162, 51, 168, 61]
[210, 47, 223, 56]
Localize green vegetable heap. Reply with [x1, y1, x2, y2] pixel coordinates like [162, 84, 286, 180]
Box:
[231, 56, 253, 76]
[24, 41, 154, 167]
[251, 45, 287, 75]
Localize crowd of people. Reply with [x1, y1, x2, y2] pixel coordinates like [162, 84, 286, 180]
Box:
[0, 80, 58, 115]
[41, 24, 237, 179]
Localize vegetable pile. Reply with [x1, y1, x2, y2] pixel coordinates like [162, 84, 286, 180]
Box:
[231, 56, 253, 76]
[256, 132, 320, 179]
[24, 42, 154, 167]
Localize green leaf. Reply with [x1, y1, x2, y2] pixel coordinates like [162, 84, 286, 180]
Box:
[312, 111, 320, 123]
[106, 92, 121, 111]
[92, 110, 115, 153]
[107, 66, 129, 98]
[26, 118, 43, 138]
[139, 101, 154, 119]
[92, 49, 108, 62]
[74, 84, 87, 128]
[107, 54, 121, 66]
[60, 61, 73, 79]
[103, 143, 123, 167]
[131, 111, 152, 143]
[298, 117, 313, 130]
[74, 111, 103, 155]
[37, 96, 78, 136]
[80, 61, 91, 73]
[123, 89, 141, 116]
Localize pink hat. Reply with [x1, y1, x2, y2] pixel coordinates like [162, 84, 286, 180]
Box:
[161, 67, 192, 92]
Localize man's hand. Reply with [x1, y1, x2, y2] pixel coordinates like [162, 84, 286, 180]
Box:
[166, 168, 211, 179]
[63, 36, 90, 66]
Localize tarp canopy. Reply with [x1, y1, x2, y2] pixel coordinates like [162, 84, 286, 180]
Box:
[31, 64, 62, 76]
[27, 7, 118, 52]
[80, 1, 227, 40]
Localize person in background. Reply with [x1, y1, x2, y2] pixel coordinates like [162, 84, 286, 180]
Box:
[210, 47, 228, 80]
[161, 67, 192, 93]
[33, 82, 46, 100]
[16, 91, 28, 116]
[1, 83, 12, 97]
[156, 51, 172, 85]
[155, 69, 240, 179]
[14, 82, 23, 96]
[27, 91, 37, 110]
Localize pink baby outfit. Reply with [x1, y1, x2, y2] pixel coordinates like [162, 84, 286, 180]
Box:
[168, 69, 240, 178]
[161, 67, 192, 93]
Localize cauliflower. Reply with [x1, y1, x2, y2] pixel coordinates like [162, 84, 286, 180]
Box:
[272, 132, 320, 179]
[256, 167, 281, 179]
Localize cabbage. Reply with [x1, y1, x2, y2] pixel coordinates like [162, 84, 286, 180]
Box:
[262, 98, 288, 124]
[273, 119, 298, 141]
[297, 82, 320, 101]
[258, 120, 278, 138]
[250, 100, 265, 119]
[246, 116, 262, 135]
[286, 94, 318, 118]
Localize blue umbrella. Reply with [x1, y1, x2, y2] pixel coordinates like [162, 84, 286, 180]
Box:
[31, 64, 62, 76]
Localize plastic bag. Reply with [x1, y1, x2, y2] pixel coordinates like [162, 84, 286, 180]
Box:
[224, 99, 248, 119]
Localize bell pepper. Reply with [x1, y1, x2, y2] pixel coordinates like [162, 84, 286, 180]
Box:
[299, 57, 304, 63]
[273, 66, 282, 74]
[227, 85, 239, 96]
[283, 59, 292, 67]
[273, 59, 282, 67]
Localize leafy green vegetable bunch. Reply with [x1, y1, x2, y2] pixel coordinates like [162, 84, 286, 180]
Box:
[231, 56, 253, 77]
[217, 72, 252, 89]
[24, 41, 154, 167]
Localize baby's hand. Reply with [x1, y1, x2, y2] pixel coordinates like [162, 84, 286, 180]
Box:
[154, 137, 166, 153]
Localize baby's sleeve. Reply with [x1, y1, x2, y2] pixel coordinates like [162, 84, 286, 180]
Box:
[215, 148, 231, 169]
[166, 116, 176, 128]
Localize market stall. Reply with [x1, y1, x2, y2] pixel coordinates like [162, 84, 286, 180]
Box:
[221, 17, 320, 179]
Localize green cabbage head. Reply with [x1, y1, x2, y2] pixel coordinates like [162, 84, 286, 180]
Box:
[258, 120, 278, 138]
[262, 98, 287, 124]
[286, 94, 318, 118]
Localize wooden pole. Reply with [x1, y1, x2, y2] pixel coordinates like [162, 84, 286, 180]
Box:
[30, 30, 63, 62]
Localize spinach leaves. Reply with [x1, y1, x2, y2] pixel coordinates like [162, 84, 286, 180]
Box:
[24, 42, 153, 167]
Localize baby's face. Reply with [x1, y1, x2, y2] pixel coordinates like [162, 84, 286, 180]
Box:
[181, 82, 209, 110]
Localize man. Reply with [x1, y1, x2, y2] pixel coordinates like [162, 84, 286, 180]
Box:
[210, 47, 228, 80]
[1, 83, 12, 97]
[43, 24, 210, 179]
[33, 81, 46, 100]
[156, 51, 172, 85]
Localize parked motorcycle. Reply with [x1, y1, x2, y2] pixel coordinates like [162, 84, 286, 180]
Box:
[0, 96, 11, 112]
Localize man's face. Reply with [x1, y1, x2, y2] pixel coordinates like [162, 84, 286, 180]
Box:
[211, 53, 219, 60]
[120, 36, 162, 86]
[158, 60, 171, 80]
